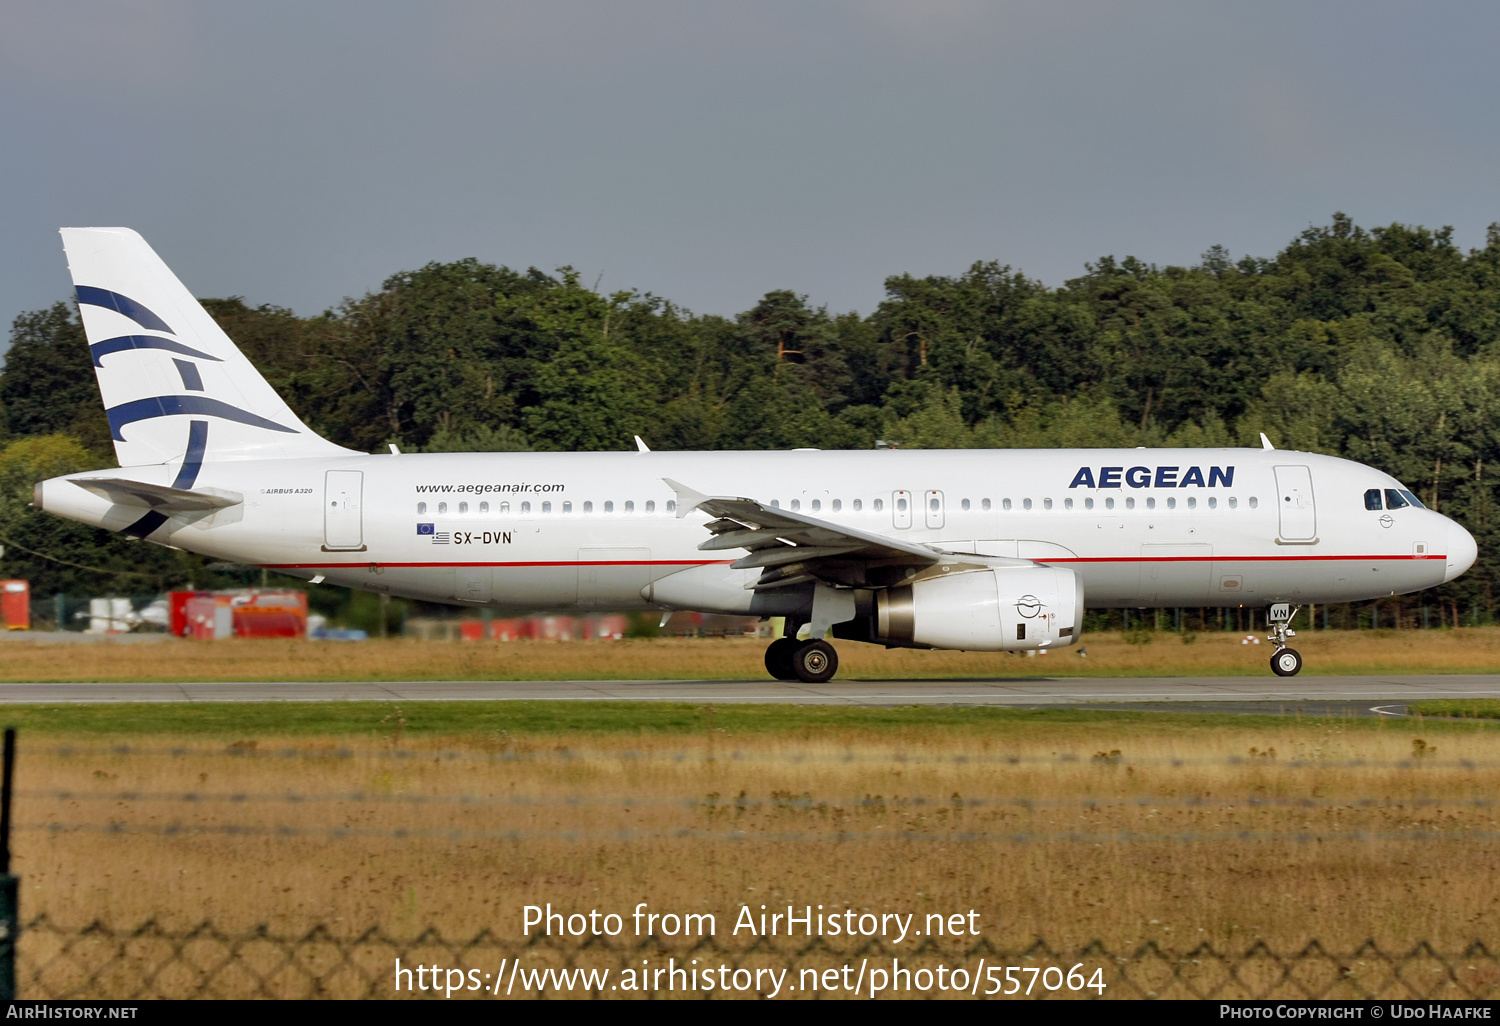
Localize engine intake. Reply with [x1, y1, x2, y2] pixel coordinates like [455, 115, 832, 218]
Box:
[873, 565, 1083, 651]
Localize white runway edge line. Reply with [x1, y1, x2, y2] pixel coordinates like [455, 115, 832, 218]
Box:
[0, 675, 1498, 704]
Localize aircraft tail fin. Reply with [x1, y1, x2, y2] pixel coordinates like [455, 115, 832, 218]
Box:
[59, 227, 356, 468]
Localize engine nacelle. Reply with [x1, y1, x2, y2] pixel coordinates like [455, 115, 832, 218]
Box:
[874, 565, 1083, 651]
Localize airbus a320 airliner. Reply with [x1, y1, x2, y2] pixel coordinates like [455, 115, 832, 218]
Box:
[31, 229, 1478, 680]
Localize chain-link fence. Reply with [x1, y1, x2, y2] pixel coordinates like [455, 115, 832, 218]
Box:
[16, 919, 1500, 1000]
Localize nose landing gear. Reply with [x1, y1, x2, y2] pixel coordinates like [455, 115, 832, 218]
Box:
[763, 627, 840, 683]
[1267, 603, 1302, 677]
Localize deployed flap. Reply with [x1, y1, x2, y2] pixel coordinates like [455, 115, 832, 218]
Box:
[71, 477, 243, 511]
[666, 479, 953, 591]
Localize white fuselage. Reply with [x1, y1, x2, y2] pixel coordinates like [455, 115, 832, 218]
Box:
[40, 447, 1475, 616]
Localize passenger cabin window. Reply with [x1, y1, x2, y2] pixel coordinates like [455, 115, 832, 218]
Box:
[1249, 497, 1258, 509]
[562, 501, 572, 513]
[1023, 498, 1033, 510]
[605, 501, 615, 513]
[1124, 497, 1134, 510]
[1105, 498, 1115, 510]
[1187, 497, 1197, 509]
[667, 500, 677, 513]
[874, 498, 884, 512]
[930, 497, 939, 511]
[896, 497, 906, 512]
[1167, 497, 1176, 509]
[770, 500, 780, 508]
[480, 501, 489, 513]
[982, 498, 992, 511]
[417, 502, 427, 514]
[853, 499, 863, 511]
[645, 500, 655, 513]
[961, 499, 971, 511]
[1064, 498, 1074, 510]
[812, 499, 821, 511]
[624, 500, 634, 513]
[791, 499, 801, 511]
[1365, 489, 1383, 511]
[524, 501, 534, 513]
[1146, 497, 1155, 510]
[1384, 489, 1408, 510]
[1085, 498, 1094, 510]
[1208, 497, 1217, 509]
[438, 502, 448, 514]
[583, 501, 593, 513]
[499, 502, 509, 513]
[1228, 497, 1237, 509]
[1002, 498, 1012, 511]
[458, 502, 468, 514]
[832, 499, 841, 512]
[1043, 498, 1053, 510]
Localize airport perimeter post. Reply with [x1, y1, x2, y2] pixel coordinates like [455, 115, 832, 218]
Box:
[0, 728, 19, 999]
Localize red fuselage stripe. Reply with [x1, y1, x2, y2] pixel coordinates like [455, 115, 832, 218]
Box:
[262, 554, 1445, 570]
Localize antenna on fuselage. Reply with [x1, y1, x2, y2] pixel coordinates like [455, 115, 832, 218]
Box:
[1260, 432, 1275, 450]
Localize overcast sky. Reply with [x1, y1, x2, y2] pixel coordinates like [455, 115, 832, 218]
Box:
[3, 0, 1499, 339]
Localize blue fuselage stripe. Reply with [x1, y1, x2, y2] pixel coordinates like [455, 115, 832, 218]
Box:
[125, 420, 210, 539]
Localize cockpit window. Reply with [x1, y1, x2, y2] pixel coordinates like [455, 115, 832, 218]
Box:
[1400, 489, 1426, 509]
[1384, 489, 1408, 510]
[1364, 489, 1382, 511]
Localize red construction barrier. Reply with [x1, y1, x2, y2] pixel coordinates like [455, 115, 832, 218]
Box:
[168, 591, 211, 637]
[231, 591, 309, 639]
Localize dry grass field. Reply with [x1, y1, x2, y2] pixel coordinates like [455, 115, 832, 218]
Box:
[13, 709, 1500, 997]
[4, 626, 1500, 681]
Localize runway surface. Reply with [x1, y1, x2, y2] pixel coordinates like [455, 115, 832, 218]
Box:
[0, 675, 1496, 714]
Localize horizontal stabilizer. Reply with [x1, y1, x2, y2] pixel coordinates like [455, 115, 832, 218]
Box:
[71, 477, 243, 511]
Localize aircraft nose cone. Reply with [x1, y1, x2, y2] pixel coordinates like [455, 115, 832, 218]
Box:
[1446, 520, 1478, 583]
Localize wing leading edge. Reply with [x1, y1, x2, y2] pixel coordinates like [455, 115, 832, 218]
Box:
[663, 477, 1022, 592]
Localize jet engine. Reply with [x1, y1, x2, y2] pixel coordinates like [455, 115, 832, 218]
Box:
[869, 564, 1083, 652]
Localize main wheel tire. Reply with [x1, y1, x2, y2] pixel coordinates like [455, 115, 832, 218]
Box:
[1270, 647, 1303, 677]
[764, 637, 799, 680]
[790, 639, 838, 684]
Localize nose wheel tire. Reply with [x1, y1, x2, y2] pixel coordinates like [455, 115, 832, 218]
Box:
[790, 640, 838, 684]
[764, 638, 799, 680]
[1270, 647, 1303, 677]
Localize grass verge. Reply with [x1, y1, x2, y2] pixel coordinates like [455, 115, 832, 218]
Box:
[0, 699, 1493, 739]
[3, 628, 1500, 681]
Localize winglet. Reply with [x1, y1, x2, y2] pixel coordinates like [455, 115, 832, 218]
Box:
[635, 435, 650, 452]
[1260, 432, 1275, 450]
[662, 477, 710, 518]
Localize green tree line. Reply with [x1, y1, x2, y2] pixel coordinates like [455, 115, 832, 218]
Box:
[2, 213, 1498, 623]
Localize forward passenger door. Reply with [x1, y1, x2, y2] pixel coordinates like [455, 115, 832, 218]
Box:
[1273, 466, 1317, 541]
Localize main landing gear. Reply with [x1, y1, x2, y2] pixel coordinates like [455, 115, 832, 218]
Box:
[1267, 603, 1302, 677]
[764, 633, 839, 684]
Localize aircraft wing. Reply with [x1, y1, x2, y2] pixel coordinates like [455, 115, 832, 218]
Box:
[70, 477, 244, 512]
[665, 477, 978, 591]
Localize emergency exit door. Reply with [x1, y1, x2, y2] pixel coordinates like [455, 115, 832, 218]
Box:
[324, 470, 365, 551]
[924, 490, 945, 529]
[893, 490, 913, 529]
[1273, 465, 1317, 541]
